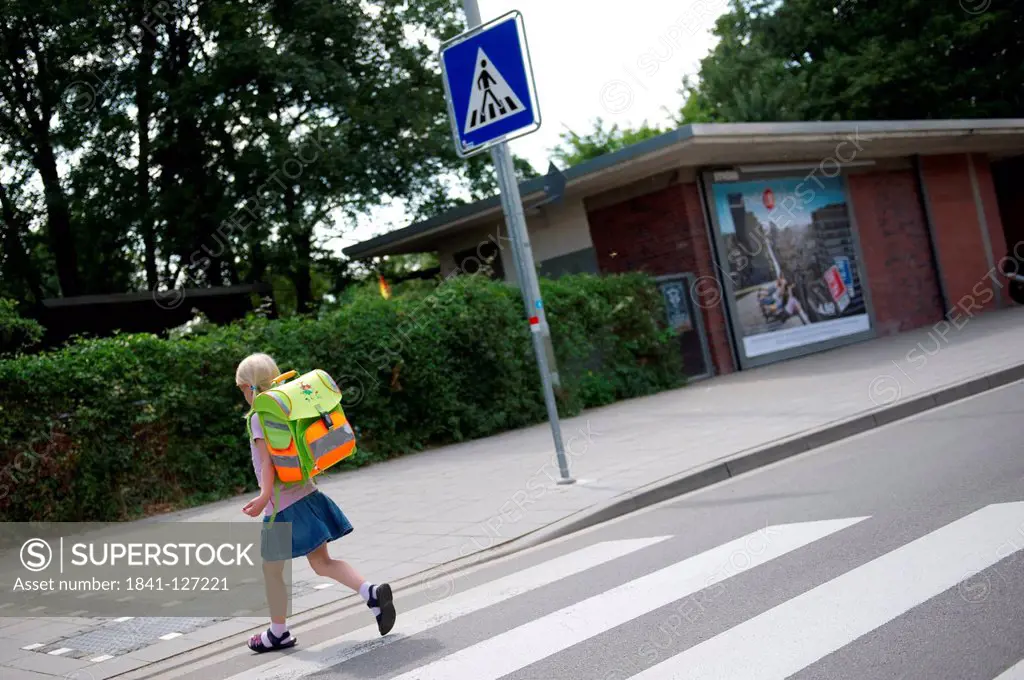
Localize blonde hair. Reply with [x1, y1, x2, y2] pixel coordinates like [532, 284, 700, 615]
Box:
[235, 353, 281, 394]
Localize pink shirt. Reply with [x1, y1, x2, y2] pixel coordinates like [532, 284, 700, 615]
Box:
[249, 413, 316, 516]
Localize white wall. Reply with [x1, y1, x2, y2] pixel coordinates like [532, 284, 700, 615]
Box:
[528, 199, 594, 259]
[435, 223, 505, 278]
[433, 197, 593, 286]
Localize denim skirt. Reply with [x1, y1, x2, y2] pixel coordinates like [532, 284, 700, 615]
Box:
[261, 490, 353, 561]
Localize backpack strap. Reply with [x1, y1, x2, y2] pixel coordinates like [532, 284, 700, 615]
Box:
[268, 482, 282, 525]
[246, 407, 312, 527]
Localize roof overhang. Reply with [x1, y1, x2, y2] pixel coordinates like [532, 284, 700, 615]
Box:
[343, 119, 1024, 259]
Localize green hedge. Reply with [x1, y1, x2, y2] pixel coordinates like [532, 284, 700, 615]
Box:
[0, 298, 44, 356]
[0, 273, 684, 522]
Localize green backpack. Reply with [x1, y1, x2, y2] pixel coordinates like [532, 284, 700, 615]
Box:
[245, 369, 357, 523]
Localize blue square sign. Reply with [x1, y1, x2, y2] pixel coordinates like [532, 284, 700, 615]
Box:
[440, 11, 540, 158]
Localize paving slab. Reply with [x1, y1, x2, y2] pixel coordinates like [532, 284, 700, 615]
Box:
[5, 649, 92, 677]
[0, 668, 64, 680]
[124, 636, 209, 664]
[80, 655, 150, 680]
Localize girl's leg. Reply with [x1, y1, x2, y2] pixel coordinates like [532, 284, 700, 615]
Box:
[306, 543, 364, 591]
[307, 543, 396, 636]
[249, 559, 297, 652]
[263, 560, 288, 624]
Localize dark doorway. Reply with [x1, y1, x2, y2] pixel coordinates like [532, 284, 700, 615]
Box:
[655, 273, 713, 380]
[991, 155, 1024, 303]
[453, 240, 505, 280]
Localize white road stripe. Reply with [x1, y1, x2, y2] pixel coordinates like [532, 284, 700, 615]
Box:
[387, 517, 867, 680]
[48, 648, 72, 656]
[994, 659, 1024, 679]
[91, 654, 115, 663]
[222, 536, 672, 680]
[630, 502, 1024, 679]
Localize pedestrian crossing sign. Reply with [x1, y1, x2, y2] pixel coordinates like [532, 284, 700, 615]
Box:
[440, 11, 540, 158]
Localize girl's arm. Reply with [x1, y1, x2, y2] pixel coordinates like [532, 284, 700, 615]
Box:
[243, 435, 276, 517]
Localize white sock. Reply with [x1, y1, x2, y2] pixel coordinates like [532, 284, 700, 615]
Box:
[359, 582, 381, 616]
[262, 622, 287, 646]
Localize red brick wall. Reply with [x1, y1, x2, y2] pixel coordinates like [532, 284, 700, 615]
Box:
[920, 154, 1004, 314]
[587, 182, 736, 375]
[680, 184, 735, 375]
[970, 154, 1016, 307]
[847, 170, 944, 336]
[973, 154, 1007, 267]
[588, 184, 696, 275]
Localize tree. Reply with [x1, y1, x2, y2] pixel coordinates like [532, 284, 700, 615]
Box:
[690, 0, 1024, 122]
[0, 151, 47, 305]
[550, 118, 666, 167]
[0, 1, 112, 297]
[674, 76, 719, 125]
[0, 0, 478, 313]
[464, 153, 540, 201]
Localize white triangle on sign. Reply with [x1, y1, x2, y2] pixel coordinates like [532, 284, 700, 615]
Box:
[464, 47, 525, 134]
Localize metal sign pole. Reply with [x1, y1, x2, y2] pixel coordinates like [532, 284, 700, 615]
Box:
[461, 0, 574, 485]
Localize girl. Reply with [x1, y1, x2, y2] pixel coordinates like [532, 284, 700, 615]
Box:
[236, 352, 396, 653]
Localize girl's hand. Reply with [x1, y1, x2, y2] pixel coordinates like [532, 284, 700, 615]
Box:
[243, 493, 271, 517]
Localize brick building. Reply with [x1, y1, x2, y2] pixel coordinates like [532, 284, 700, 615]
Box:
[344, 120, 1024, 378]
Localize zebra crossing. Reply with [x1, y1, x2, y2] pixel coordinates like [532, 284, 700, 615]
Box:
[228, 502, 1024, 680]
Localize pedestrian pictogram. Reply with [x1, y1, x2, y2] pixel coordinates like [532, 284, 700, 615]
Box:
[439, 10, 540, 158]
[465, 49, 524, 133]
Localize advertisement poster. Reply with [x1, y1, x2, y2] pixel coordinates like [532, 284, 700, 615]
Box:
[658, 278, 693, 332]
[711, 176, 869, 359]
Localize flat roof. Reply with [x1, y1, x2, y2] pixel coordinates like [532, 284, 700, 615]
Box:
[42, 283, 272, 308]
[343, 118, 1024, 258]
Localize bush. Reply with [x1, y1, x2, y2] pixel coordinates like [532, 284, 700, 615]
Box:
[0, 273, 684, 521]
[0, 298, 44, 356]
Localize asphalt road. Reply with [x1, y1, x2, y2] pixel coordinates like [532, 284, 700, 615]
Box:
[172, 379, 1024, 680]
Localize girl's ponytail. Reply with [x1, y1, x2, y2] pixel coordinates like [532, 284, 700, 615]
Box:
[235, 353, 281, 393]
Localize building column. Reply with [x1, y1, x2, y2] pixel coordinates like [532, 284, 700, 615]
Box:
[919, 153, 1007, 319]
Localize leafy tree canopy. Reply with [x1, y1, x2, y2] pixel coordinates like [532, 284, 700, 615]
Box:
[550, 118, 667, 168]
[691, 0, 1024, 121]
[0, 0, 538, 315]
[552, 0, 1022, 167]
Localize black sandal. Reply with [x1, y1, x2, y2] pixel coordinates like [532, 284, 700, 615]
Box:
[368, 583, 396, 636]
[248, 628, 297, 653]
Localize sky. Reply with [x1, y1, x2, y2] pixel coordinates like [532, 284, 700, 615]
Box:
[334, 0, 732, 254]
[711, 177, 850, 235]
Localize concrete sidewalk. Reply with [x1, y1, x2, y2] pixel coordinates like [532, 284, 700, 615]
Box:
[4, 307, 1024, 679]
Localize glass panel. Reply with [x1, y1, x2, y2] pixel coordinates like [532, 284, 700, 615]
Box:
[708, 175, 871, 361]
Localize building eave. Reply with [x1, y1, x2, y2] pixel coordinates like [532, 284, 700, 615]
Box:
[343, 119, 1024, 259]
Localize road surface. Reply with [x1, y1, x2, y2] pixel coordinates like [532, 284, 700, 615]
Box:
[168, 379, 1024, 680]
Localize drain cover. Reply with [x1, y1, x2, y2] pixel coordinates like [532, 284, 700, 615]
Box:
[53, 617, 224, 656]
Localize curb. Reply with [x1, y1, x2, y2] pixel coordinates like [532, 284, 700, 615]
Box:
[512, 361, 1024, 550]
[118, 362, 1024, 679]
